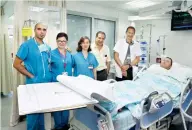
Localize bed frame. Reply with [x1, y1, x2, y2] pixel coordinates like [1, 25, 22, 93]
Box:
[68, 68, 192, 130]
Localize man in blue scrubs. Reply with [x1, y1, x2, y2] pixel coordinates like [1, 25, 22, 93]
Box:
[13, 23, 52, 130]
[51, 32, 73, 130]
[73, 36, 98, 79]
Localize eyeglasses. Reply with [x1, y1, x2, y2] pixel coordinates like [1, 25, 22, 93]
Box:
[57, 40, 67, 43]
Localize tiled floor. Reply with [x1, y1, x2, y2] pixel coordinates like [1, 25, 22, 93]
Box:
[1, 95, 27, 130]
[1, 94, 62, 130]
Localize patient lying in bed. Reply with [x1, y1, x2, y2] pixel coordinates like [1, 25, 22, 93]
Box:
[100, 57, 189, 118]
[147, 57, 173, 75]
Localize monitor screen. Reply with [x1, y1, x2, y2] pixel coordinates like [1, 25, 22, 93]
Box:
[171, 10, 192, 31]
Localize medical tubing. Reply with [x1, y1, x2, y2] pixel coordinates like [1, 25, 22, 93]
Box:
[40, 52, 45, 78]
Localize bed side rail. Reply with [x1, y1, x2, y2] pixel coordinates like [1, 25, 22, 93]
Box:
[180, 78, 192, 120]
[133, 66, 148, 81]
[140, 92, 174, 129]
[87, 104, 115, 130]
[180, 78, 192, 130]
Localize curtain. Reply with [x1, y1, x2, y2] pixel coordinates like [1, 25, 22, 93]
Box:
[10, 0, 28, 126]
[0, 32, 13, 95]
[10, 0, 67, 126]
[0, 6, 13, 95]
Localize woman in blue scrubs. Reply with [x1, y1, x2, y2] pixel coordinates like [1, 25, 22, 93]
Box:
[50, 32, 73, 130]
[73, 36, 99, 129]
[73, 36, 98, 79]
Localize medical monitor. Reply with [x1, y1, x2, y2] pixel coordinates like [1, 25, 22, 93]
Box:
[171, 9, 192, 31]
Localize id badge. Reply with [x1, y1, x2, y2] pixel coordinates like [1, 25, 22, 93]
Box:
[88, 65, 93, 69]
[62, 72, 68, 76]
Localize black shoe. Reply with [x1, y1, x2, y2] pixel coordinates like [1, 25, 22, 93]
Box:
[52, 125, 70, 130]
[62, 124, 70, 130]
[19, 115, 26, 122]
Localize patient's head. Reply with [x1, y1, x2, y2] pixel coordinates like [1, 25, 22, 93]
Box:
[160, 57, 173, 70]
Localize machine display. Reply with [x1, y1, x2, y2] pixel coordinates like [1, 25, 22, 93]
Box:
[171, 10, 192, 31]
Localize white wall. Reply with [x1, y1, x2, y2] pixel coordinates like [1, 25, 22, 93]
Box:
[134, 19, 192, 67]
[67, 1, 132, 40]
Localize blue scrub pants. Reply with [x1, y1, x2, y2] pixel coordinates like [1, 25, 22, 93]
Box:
[26, 78, 52, 130]
[27, 113, 45, 130]
[53, 110, 69, 129]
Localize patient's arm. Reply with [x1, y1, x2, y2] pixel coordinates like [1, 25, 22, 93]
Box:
[13, 56, 34, 78]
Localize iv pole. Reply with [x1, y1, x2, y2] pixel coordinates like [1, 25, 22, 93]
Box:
[147, 24, 153, 65]
[158, 35, 167, 55]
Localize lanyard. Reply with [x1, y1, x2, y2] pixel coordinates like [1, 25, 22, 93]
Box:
[59, 50, 67, 71]
[46, 50, 52, 71]
[46, 50, 51, 64]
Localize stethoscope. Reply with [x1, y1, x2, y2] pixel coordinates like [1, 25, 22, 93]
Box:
[34, 38, 51, 77]
[47, 50, 51, 71]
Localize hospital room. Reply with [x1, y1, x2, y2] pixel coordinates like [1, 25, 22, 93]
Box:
[1, 0, 192, 130]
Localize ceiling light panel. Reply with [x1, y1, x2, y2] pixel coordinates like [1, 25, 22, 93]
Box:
[29, 6, 45, 12]
[126, 0, 157, 8]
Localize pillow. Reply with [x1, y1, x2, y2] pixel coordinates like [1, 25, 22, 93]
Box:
[147, 64, 169, 75]
[169, 63, 192, 83]
[146, 63, 192, 83]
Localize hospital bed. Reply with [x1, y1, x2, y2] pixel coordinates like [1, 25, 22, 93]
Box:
[17, 64, 192, 130]
[68, 65, 192, 130]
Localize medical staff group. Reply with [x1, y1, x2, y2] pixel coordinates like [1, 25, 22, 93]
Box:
[13, 23, 142, 130]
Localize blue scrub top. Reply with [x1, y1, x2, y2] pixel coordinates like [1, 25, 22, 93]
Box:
[16, 38, 52, 84]
[73, 52, 98, 79]
[51, 48, 74, 82]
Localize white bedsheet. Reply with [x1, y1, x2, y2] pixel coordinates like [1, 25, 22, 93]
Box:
[57, 75, 115, 101]
[17, 82, 97, 115]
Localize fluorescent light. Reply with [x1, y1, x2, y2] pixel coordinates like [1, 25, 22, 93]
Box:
[128, 15, 170, 21]
[29, 6, 45, 12]
[126, 0, 156, 8]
